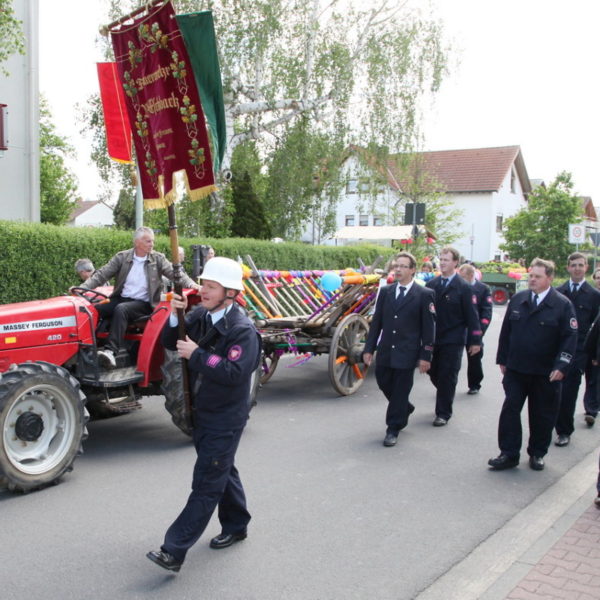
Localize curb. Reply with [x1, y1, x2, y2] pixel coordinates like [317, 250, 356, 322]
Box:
[415, 446, 599, 600]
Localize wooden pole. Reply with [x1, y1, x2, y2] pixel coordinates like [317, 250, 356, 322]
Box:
[168, 204, 193, 430]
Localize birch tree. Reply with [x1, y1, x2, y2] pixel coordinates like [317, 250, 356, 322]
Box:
[85, 0, 449, 237]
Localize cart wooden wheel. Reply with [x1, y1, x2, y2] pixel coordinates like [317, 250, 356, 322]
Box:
[328, 313, 370, 396]
[260, 351, 280, 384]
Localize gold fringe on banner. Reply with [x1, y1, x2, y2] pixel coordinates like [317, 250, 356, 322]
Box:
[143, 171, 218, 210]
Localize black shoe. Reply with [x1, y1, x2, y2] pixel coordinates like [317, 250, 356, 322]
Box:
[529, 456, 545, 471]
[488, 454, 519, 470]
[555, 434, 570, 447]
[97, 348, 116, 369]
[408, 403, 415, 415]
[146, 550, 182, 572]
[467, 388, 480, 395]
[383, 433, 398, 447]
[585, 414, 596, 427]
[595, 495, 600, 509]
[209, 531, 247, 549]
[433, 416, 448, 427]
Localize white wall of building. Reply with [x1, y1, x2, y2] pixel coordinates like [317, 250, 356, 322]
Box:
[0, 0, 40, 222]
[69, 202, 114, 228]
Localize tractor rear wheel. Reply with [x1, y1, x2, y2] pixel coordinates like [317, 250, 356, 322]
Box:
[0, 362, 88, 492]
[161, 349, 261, 436]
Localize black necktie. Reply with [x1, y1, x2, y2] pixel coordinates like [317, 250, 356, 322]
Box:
[398, 286, 406, 299]
[441, 278, 448, 288]
[572, 283, 579, 294]
[533, 293, 539, 307]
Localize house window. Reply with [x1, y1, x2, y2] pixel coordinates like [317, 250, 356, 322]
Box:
[359, 214, 369, 226]
[496, 215, 503, 232]
[346, 179, 358, 194]
[345, 215, 355, 226]
[359, 179, 370, 193]
[373, 216, 383, 226]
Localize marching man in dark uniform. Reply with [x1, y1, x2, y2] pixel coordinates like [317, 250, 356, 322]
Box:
[489, 258, 577, 472]
[147, 257, 261, 572]
[363, 252, 436, 446]
[426, 247, 482, 426]
[554, 252, 600, 445]
[458, 263, 493, 394]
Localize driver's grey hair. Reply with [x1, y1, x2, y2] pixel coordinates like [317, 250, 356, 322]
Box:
[133, 226, 154, 241]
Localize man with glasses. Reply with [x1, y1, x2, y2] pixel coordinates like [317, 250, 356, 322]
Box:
[363, 252, 436, 446]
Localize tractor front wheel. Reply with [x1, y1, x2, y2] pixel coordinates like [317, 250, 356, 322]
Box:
[0, 362, 88, 492]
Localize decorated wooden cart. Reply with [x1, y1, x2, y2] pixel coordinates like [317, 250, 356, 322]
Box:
[239, 256, 383, 396]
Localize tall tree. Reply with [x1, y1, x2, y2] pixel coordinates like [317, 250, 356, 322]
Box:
[501, 172, 583, 272]
[230, 170, 271, 239]
[0, 0, 25, 76]
[39, 97, 79, 225]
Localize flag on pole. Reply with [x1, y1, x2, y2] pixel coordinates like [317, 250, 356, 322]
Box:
[96, 62, 132, 163]
[176, 11, 226, 174]
[109, 0, 216, 209]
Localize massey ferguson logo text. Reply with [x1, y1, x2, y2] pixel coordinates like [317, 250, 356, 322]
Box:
[1, 316, 77, 333]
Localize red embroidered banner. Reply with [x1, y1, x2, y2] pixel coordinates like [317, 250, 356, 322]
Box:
[109, 0, 216, 208]
[97, 62, 132, 164]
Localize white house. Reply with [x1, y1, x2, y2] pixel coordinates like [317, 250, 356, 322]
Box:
[0, 0, 40, 222]
[304, 145, 533, 263]
[68, 200, 114, 228]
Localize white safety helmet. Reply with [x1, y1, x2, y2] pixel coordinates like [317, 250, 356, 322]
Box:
[201, 256, 244, 291]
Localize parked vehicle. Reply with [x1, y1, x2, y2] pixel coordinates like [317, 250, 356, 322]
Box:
[0, 286, 259, 493]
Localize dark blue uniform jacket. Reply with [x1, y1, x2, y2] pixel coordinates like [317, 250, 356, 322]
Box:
[364, 282, 436, 369]
[472, 280, 493, 336]
[162, 303, 261, 430]
[496, 287, 577, 376]
[426, 274, 482, 346]
[555, 280, 600, 355]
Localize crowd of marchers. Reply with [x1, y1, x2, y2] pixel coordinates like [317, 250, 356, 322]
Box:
[364, 247, 600, 512]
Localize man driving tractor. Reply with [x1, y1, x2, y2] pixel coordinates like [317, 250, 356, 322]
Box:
[79, 226, 199, 368]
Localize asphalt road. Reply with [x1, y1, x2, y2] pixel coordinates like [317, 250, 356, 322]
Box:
[1, 305, 599, 600]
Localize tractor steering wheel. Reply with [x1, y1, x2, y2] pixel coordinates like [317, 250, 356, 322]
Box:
[70, 286, 110, 304]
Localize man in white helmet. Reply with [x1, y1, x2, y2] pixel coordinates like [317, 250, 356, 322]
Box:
[147, 257, 261, 573]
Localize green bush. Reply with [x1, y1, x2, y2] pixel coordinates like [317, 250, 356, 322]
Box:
[0, 221, 393, 304]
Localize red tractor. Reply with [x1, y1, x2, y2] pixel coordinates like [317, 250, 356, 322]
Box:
[0, 286, 247, 493]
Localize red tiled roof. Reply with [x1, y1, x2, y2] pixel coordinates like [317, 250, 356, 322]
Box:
[386, 146, 530, 194]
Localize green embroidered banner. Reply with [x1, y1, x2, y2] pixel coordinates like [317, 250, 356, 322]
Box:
[176, 11, 226, 174]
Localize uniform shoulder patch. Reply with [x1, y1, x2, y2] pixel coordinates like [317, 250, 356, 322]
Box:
[570, 318, 578, 330]
[228, 345, 243, 361]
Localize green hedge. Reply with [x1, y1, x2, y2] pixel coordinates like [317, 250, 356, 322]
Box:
[0, 221, 393, 304]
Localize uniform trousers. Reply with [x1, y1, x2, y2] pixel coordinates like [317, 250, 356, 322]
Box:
[162, 425, 251, 562]
[583, 362, 600, 418]
[498, 369, 561, 459]
[555, 354, 585, 436]
[466, 343, 484, 390]
[375, 365, 415, 434]
[429, 344, 463, 420]
[95, 294, 152, 353]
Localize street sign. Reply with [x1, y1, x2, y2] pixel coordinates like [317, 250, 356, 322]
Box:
[589, 233, 600, 247]
[568, 223, 586, 244]
[404, 203, 425, 225]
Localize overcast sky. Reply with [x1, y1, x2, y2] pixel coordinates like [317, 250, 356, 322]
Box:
[39, 0, 600, 203]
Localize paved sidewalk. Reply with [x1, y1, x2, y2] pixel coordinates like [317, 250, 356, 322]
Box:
[416, 447, 600, 600]
[504, 503, 600, 600]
